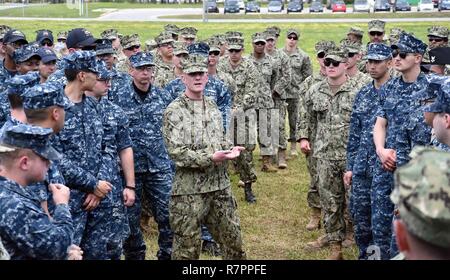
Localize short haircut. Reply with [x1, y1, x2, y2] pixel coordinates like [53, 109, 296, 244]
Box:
[0, 149, 34, 169]
[24, 106, 55, 123]
[64, 69, 80, 82]
[8, 94, 22, 109]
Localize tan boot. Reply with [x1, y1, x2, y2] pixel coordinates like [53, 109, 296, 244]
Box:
[261, 155, 278, 172]
[306, 208, 321, 231]
[289, 142, 298, 158]
[237, 180, 245, 187]
[304, 235, 329, 251]
[277, 149, 288, 169]
[327, 242, 344, 260]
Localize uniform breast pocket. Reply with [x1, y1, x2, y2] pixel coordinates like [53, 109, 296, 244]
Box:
[312, 101, 329, 121]
[340, 103, 353, 123]
[235, 75, 245, 87]
[383, 98, 397, 119]
[406, 114, 431, 145]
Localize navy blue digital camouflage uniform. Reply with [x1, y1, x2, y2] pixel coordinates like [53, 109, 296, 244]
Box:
[108, 52, 174, 260]
[372, 40, 432, 260]
[93, 61, 133, 260]
[0, 122, 74, 260]
[346, 43, 391, 260]
[50, 51, 117, 259]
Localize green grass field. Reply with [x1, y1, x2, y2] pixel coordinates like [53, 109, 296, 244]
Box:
[2, 19, 449, 259]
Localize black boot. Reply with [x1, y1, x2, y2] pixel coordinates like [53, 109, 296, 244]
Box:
[244, 183, 256, 203]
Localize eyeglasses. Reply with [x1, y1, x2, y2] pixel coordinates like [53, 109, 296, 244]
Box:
[392, 50, 413, 59]
[8, 41, 25, 49]
[317, 52, 326, 59]
[428, 37, 444, 43]
[348, 52, 357, 58]
[125, 45, 140, 51]
[209, 50, 220, 56]
[135, 66, 154, 72]
[228, 49, 241, 53]
[287, 36, 298, 41]
[254, 41, 266, 46]
[369, 31, 384, 37]
[41, 41, 53, 47]
[324, 59, 341, 67]
[57, 39, 66, 43]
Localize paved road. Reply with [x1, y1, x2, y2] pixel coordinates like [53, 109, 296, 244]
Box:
[1, 7, 449, 22]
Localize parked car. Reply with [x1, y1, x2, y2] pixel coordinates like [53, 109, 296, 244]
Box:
[354, 0, 371, 12]
[439, 0, 450, 10]
[418, 0, 434, 10]
[393, 0, 411, 11]
[310, 0, 324, 12]
[326, 0, 336, 9]
[245, 1, 261, 13]
[374, 0, 391, 11]
[287, 0, 303, 13]
[268, 0, 284, 12]
[332, 0, 347, 12]
[205, 0, 220, 13]
[237, 0, 245, 9]
[224, 0, 240, 13]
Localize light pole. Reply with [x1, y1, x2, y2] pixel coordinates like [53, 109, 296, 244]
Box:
[203, 0, 208, 22]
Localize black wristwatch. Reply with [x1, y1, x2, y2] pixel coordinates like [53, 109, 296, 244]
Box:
[125, 186, 136, 191]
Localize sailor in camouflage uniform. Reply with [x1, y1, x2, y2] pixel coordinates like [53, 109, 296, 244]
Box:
[206, 36, 237, 96]
[391, 148, 450, 260]
[0, 29, 28, 93]
[264, 29, 291, 166]
[116, 34, 141, 73]
[424, 78, 450, 151]
[282, 29, 312, 160]
[164, 24, 180, 41]
[347, 27, 364, 44]
[0, 25, 12, 61]
[51, 51, 116, 259]
[297, 40, 335, 232]
[0, 122, 75, 260]
[179, 27, 198, 45]
[153, 32, 175, 88]
[372, 33, 432, 259]
[301, 47, 358, 260]
[163, 53, 246, 260]
[84, 61, 135, 260]
[344, 43, 393, 259]
[248, 32, 278, 172]
[217, 37, 259, 203]
[340, 39, 371, 90]
[21, 82, 72, 218]
[108, 52, 174, 260]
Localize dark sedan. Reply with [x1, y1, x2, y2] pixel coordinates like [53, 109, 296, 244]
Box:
[393, 0, 411, 11]
[287, 1, 303, 13]
[309, 0, 324, 12]
[206, 0, 219, 13]
[224, 0, 240, 13]
[245, 1, 261, 13]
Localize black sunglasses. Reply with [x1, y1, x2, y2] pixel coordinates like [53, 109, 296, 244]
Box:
[428, 37, 444, 43]
[57, 39, 66, 43]
[324, 59, 341, 67]
[392, 50, 412, 59]
[228, 49, 241, 53]
[287, 36, 298, 41]
[254, 41, 266, 46]
[41, 41, 53, 47]
[126, 45, 140, 51]
[348, 52, 357, 58]
[369, 31, 384, 37]
[317, 52, 326, 59]
[209, 50, 220, 56]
